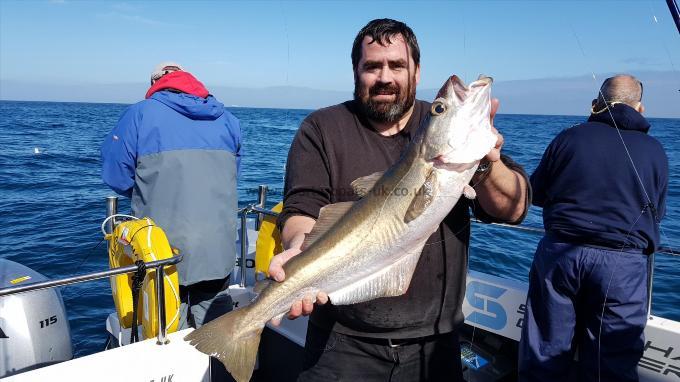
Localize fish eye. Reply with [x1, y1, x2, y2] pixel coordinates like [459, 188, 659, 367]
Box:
[431, 102, 446, 115]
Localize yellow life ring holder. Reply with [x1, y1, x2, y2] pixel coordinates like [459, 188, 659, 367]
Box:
[107, 217, 180, 339]
[255, 202, 284, 277]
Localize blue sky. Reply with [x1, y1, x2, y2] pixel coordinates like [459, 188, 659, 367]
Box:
[1, 0, 678, 109]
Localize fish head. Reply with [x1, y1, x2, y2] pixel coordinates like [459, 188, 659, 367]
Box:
[421, 75, 497, 166]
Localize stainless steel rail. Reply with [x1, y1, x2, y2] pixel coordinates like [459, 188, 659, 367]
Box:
[0, 255, 182, 298]
[238, 186, 273, 287]
[0, 194, 185, 345]
[0, 254, 182, 345]
[256, 185, 268, 231]
[249, 205, 280, 218]
[471, 219, 679, 316]
[472, 218, 679, 256]
[240, 208, 248, 288]
[2, 193, 676, 346]
[105, 196, 117, 235]
[239, 208, 677, 316]
[648, 254, 655, 317]
[155, 264, 169, 345]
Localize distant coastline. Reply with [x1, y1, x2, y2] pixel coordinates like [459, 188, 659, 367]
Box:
[1, 70, 678, 118]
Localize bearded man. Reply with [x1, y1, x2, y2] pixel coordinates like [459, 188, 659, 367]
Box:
[269, 18, 530, 381]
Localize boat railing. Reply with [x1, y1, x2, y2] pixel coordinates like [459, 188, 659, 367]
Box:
[0, 253, 182, 345]
[239, 185, 679, 318]
[468, 219, 679, 317]
[1, 186, 676, 348]
[471, 218, 679, 257]
[0, 196, 184, 345]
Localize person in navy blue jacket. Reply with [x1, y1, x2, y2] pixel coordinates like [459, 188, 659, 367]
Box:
[518, 74, 668, 382]
[101, 62, 242, 330]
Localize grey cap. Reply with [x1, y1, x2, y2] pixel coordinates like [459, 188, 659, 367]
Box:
[150, 61, 184, 84]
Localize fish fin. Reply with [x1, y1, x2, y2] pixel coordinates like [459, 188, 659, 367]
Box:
[350, 171, 384, 197]
[301, 202, 354, 250]
[404, 171, 438, 224]
[463, 185, 476, 199]
[253, 278, 273, 295]
[184, 307, 262, 382]
[328, 248, 422, 305]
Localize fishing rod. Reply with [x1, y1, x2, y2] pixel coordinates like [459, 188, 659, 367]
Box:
[569, 2, 679, 381]
[667, 0, 680, 35]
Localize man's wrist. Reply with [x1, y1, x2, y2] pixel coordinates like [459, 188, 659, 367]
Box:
[472, 159, 493, 185]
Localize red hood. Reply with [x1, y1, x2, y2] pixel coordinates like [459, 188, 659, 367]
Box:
[145, 71, 210, 99]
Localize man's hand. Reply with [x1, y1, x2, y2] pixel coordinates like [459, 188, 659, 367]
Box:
[473, 97, 528, 222]
[267, 246, 329, 326]
[485, 98, 504, 162]
[268, 247, 301, 282]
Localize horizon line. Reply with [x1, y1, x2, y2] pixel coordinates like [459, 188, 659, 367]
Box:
[2, 98, 678, 120]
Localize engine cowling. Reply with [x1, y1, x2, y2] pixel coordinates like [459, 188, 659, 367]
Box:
[0, 259, 73, 377]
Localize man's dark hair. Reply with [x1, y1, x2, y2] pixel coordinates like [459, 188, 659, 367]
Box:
[351, 18, 420, 70]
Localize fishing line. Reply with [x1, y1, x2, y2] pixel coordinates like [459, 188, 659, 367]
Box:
[570, 22, 641, 382]
[279, 0, 292, 192]
[362, 34, 422, 247]
[644, 0, 680, 307]
[647, 0, 680, 88]
[62, 218, 150, 303]
[63, 215, 140, 301]
[642, 0, 680, 324]
[456, 3, 478, 376]
[61, 237, 107, 302]
[461, 1, 469, 84]
[568, 12, 673, 380]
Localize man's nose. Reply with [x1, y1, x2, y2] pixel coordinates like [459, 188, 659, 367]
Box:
[377, 65, 394, 84]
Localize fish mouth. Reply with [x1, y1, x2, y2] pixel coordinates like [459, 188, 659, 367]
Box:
[436, 75, 493, 101]
[430, 155, 477, 172]
[436, 75, 467, 102]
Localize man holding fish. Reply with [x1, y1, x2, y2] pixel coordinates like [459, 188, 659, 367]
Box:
[186, 18, 529, 382]
[270, 18, 530, 381]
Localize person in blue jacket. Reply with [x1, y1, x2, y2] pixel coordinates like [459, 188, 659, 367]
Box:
[101, 62, 242, 330]
[518, 74, 668, 382]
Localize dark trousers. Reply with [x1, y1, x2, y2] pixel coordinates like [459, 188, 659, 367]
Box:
[518, 235, 649, 382]
[180, 276, 234, 382]
[298, 323, 464, 382]
[179, 276, 233, 329]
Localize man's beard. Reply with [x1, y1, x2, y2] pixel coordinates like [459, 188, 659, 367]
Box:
[354, 76, 417, 124]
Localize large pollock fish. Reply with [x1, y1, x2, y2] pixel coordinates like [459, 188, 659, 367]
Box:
[185, 74, 497, 382]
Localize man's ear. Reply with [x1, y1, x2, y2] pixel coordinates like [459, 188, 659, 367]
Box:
[637, 102, 645, 114]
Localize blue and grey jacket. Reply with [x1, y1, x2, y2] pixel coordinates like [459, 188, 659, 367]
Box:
[101, 90, 242, 286]
[531, 103, 668, 254]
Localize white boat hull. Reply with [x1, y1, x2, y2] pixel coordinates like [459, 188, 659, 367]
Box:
[3, 328, 210, 382]
[5, 271, 680, 381]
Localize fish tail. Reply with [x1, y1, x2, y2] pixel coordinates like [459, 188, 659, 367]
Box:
[184, 307, 262, 382]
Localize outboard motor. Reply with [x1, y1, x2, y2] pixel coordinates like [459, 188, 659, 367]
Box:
[0, 259, 73, 377]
